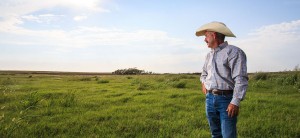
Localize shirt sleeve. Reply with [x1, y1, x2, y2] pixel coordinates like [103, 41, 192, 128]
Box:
[228, 49, 248, 106]
[200, 53, 209, 83]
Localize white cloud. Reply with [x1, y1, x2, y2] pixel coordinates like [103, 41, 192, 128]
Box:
[0, 0, 109, 17]
[0, 0, 109, 32]
[232, 20, 300, 72]
[73, 15, 88, 21]
[0, 0, 119, 48]
[0, 0, 184, 49]
[0, 0, 185, 49]
[0, 16, 23, 32]
[22, 14, 65, 23]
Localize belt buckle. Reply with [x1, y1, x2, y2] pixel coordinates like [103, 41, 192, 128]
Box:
[212, 89, 219, 95]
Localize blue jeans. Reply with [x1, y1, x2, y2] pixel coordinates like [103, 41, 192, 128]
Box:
[206, 93, 237, 138]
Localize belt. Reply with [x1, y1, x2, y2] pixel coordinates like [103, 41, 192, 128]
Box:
[207, 89, 233, 95]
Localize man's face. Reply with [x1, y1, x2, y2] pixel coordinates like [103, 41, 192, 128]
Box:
[204, 31, 216, 48]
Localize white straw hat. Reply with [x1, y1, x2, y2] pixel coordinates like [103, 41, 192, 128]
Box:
[195, 21, 236, 37]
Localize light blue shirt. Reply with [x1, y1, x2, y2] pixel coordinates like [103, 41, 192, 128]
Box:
[200, 41, 248, 106]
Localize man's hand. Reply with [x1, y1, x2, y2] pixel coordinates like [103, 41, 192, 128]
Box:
[202, 83, 207, 94]
[226, 103, 239, 117]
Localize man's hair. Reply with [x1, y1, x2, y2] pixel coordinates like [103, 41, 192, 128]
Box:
[215, 32, 225, 41]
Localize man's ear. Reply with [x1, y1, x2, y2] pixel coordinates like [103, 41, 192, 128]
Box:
[213, 32, 217, 39]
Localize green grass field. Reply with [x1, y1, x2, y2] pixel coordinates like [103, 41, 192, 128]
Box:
[0, 72, 299, 137]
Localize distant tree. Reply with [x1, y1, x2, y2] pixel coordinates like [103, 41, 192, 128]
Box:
[113, 68, 148, 75]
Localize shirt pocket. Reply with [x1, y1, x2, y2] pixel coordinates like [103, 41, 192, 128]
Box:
[216, 53, 228, 65]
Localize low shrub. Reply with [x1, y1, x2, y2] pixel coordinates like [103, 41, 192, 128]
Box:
[137, 83, 151, 90]
[60, 93, 77, 107]
[252, 80, 268, 88]
[284, 74, 298, 85]
[1, 78, 15, 85]
[172, 81, 187, 89]
[21, 92, 40, 109]
[131, 79, 141, 85]
[79, 77, 92, 81]
[252, 72, 268, 81]
[276, 73, 298, 85]
[98, 80, 109, 84]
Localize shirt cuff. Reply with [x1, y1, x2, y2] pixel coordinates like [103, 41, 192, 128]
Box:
[200, 78, 205, 83]
[230, 98, 241, 106]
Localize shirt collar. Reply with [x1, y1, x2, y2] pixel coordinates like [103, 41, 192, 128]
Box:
[212, 41, 228, 52]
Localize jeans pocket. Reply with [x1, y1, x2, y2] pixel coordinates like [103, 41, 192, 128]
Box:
[205, 93, 209, 98]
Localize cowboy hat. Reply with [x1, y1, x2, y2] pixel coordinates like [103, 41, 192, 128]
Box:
[195, 21, 236, 37]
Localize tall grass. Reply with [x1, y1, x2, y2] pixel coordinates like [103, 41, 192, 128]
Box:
[0, 73, 299, 137]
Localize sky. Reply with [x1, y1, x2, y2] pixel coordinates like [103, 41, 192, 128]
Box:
[0, 0, 300, 73]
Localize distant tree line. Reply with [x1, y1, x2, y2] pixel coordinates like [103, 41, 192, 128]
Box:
[112, 68, 153, 75]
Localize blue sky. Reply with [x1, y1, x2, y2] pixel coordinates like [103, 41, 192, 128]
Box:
[1, 0, 300, 73]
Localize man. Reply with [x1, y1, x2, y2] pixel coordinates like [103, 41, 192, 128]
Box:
[196, 22, 248, 138]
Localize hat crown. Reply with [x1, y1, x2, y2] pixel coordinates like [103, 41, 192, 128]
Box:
[195, 21, 236, 37]
[211, 21, 226, 26]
